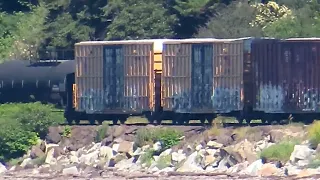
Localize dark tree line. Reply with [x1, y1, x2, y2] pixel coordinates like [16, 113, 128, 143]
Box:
[0, 0, 318, 61]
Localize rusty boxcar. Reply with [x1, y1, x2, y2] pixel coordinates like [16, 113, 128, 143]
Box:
[251, 38, 320, 123]
[69, 39, 172, 124]
[160, 38, 255, 124]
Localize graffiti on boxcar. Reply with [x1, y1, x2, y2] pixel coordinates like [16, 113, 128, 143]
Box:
[257, 84, 284, 112]
[301, 89, 320, 111]
[79, 89, 105, 113]
[211, 87, 241, 112]
[78, 86, 146, 113]
[172, 91, 192, 113]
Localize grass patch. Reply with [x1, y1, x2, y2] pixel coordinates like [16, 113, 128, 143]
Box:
[135, 127, 183, 150]
[95, 121, 109, 143]
[308, 121, 320, 147]
[233, 126, 260, 140]
[260, 140, 299, 162]
[140, 149, 155, 167]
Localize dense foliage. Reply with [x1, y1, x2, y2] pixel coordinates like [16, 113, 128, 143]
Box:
[0, 0, 319, 60]
[0, 102, 64, 162]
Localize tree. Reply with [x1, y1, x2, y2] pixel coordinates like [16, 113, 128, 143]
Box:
[103, 0, 178, 40]
[253, 0, 320, 38]
[196, 1, 263, 38]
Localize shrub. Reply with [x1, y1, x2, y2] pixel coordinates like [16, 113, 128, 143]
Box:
[0, 102, 63, 162]
[135, 127, 183, 150]
[308, 121, 320, 147]
[95, 122, 109, 142]
[0, 119, 39, 161]
[0, 102, 64, 138]
[260, 140, 298, 162]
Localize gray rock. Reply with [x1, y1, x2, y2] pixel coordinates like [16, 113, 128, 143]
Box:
[172, 151, 186, 163]
[101, 136, 113, 146]
[99, 146, 115, 159]
[115, 157, 135, 170]
[79, 151, 99, 165]
[153, 142, 162, 152]
[117, 141, 134, 154]
[159, 149, 172, 157]
[176, 151, 204, 172]
[242, 159, 264, 176]
[20, 158, 32, 168]
[0, 163, 6, 174]
[207, 141, 223, 149]
[290, 145, 315, 165]
[195, 144, 203, 151]
[62, 166, 79, 176]
[45, 148, 56, 165]
[46, 129, 62, 144]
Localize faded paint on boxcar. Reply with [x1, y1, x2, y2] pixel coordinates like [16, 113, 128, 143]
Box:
[75, 41, 154, 114]
[75, 44, 104, 113]
[281, 40, 320, 112]
[162, 43, 192, 113]
[251, 39, 284, 113]
[211, 40, 244, 112]
[162, 38, 248, 113]
[252, 39, 320, 113]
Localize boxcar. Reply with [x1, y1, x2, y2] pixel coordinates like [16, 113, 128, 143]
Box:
[67, 39, 172, 124]
[251, 38, 320, 123]
[159, 38, 255, 124]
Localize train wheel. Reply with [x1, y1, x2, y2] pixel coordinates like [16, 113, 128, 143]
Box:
[119, 117, 126, 125]
[88, 115, 95, 125]
[146, 112, 154, 124]
[200, 117, 206, 126]
[112, 118, 118, 125]
[97, 120, 104, 125]
[207, 118, 213, 125]
[75, 119, 80, 125]
[236, 116, 244, 125]
[66, 118, 73, 125]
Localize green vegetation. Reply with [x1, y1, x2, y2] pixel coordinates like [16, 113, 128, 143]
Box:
[95, 122, 109, 143]
[140, 149, 155, 167]
[0, 0, 318, 62]
[260, 140, 299, 162]
[135, 127, 183, 150]
[307, 121, 320, 147]
[62, 126, 72, 138]
[0, 102, 64, 162]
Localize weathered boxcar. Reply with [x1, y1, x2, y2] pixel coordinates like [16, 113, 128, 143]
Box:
[70, 39, 171, 124]
[160, 38, 254, 124]
[251, 38, 320, 123]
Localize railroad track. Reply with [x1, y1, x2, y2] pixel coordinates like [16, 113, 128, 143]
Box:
[58, 121, 274, 127]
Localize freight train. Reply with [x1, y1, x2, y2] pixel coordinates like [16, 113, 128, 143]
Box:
[1, 37, 319, 126]
[62, 37, 320, 125]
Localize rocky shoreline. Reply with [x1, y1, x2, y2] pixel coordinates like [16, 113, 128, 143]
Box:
[1, 124, 320, 179]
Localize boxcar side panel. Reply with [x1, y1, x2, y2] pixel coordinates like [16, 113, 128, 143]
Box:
[162, 43, 192, 112]
[123, 44, 154, 112]
[252, 39, 283, 113]
[212, 41, 243, 112]
[75, 45, 104, 113]
[281, 41, 320, 112]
